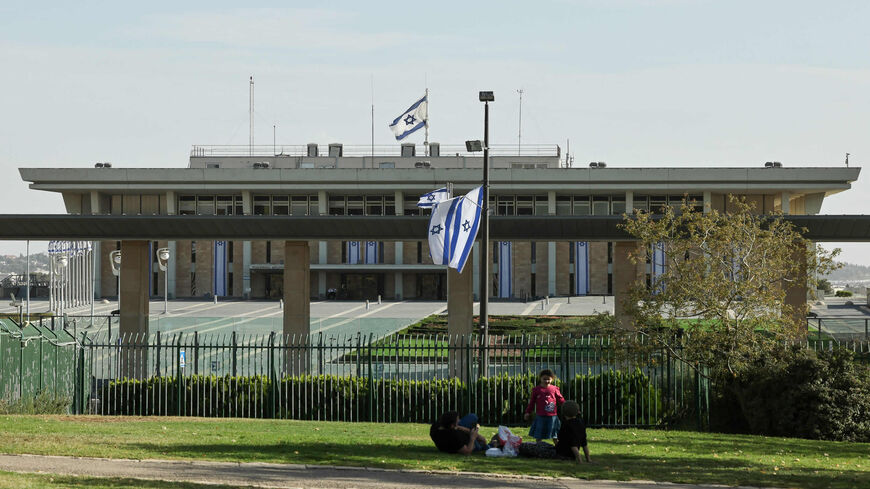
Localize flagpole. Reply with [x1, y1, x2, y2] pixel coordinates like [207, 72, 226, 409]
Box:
[424, 87, 429, 156]
[371, 75, 375, 160]
[479, 93, 492, 378]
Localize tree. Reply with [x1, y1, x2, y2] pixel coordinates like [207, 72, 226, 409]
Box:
[817, 278, 833, 295]
[612, 195, 840, 383]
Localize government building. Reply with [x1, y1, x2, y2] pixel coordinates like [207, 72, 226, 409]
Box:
[19, 142, 860, 302]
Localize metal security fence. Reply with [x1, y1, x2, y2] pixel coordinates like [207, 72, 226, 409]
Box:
[73, 331, 709, 428]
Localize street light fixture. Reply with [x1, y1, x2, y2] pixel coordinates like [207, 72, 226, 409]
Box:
[53, 253, 68, 321]
[110, 250, 121, 312]
[157, 247, 171, 314]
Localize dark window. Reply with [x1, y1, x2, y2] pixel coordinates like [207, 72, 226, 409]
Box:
[191, 241, 196, 264]
[416, 242, 422, 263]
[228, 241, 234, 262]
[266, 241, 272, 263]
[531, 242, 536, 264]
[228, 272, 234, 294]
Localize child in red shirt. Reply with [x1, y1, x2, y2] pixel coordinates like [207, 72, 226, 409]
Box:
[524, 368, 565, 443]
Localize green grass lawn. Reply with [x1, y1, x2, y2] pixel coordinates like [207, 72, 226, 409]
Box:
[1, 415, 868, 488]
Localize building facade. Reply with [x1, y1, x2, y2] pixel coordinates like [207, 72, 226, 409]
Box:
[20, 143, 860, 301]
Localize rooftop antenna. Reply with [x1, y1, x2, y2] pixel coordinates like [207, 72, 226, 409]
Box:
[845, 152, 850, 167]
[517, 89, 523, 156]
[249, 76, 254, 156]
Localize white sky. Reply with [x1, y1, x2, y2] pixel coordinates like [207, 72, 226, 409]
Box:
[1, 1, 869, 264]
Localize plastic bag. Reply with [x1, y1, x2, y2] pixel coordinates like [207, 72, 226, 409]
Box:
[496, 425, 522, 457]
[485, 447, 509, 457]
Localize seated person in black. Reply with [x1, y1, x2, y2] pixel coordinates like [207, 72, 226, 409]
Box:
[518, 401, 592, 463]
[430, 411, 488, 455]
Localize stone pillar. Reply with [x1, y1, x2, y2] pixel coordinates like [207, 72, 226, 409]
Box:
[703, 191, 712, 214]
[613, 241, 643, 328]
[242, 190, 252, 299]
[119, 240, 150, 378]
[283, 241, 310, 374]
[447, 265, 474, 378]
[165, 191, 177, 299]
[781, 192, 791, 215]
[625, 191, 634, 214]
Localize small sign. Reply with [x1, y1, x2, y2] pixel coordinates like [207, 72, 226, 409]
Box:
[179, 350, 186, 369]
[211, 361, 221, 372]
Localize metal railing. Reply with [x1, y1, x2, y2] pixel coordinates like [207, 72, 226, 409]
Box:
[806, 316, 870, 341]
[71, 332, 706, 428]
[190, 144, 561, 158]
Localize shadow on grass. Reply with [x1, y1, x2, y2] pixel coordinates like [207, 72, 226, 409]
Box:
[6, 473, 245, 489]
[128, 438, 870, 489]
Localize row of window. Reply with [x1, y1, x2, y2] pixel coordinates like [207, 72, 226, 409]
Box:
[172, 194, 704, 216]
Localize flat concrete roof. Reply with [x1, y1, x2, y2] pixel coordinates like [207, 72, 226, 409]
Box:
[1, 214, 869, 241]
[19, 166, 861, 195]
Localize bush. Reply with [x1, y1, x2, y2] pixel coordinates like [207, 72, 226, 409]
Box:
[835, 290, 853, 297]
[96, 370, 666, 426]
[715, 346, 870, 442]
[0, 390, 70, 414]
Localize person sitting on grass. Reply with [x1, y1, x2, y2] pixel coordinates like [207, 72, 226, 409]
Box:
[518, 400, 592, 464]
[429, 411, 489, 455]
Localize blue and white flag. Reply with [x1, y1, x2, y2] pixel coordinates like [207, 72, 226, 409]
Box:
[214, 240, 228, 296]
[389, 94, 428, 141]
[498, 241, 512, 298]
[417, 187, 450, 208]
[427, 186, 483, 273]
[651, 242, 666, 293]
[574, 241, 590, 296]
[364, 241, 379, 264]
[347, 241, 361, 264]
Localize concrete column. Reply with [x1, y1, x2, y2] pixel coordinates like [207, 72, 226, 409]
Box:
[283, 241, 311, 374]
[785, 242, 809, 328]
[614, 241, 642, 328]
[703, 191, 712, 214]
[90, 191, 101, 215]
[548, 242, 557, 296]
[241, 191, 252, 299]
[167, 241, 177, 299]
[625, 191, 634, 214]
[781, 192, 791, 215]
[548, 191, 557, 296]
[394, 242, 404, 300]
[166, 191, 176, 215]
[119, 240, 150, 378]
[447, 266, 474, 378]
[472, 242, 480, 301]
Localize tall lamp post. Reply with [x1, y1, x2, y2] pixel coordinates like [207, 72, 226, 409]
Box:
[157, 247, 171, 314]
[465, 90, 494, 378]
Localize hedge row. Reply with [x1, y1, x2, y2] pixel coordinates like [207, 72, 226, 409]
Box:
[95, 369, 675, 427]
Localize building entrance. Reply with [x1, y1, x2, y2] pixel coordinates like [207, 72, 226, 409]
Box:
[416, 273, 445, 300]
[340, 273, 384, 300]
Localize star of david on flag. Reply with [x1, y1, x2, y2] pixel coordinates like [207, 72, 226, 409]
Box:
[427, 186, 483, 273]
[389, 94, 428, 141]
[417, 187, 450, 208]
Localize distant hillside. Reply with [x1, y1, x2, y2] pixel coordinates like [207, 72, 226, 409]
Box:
[0, 252, 50, 277]
[827, 262, 870, 282]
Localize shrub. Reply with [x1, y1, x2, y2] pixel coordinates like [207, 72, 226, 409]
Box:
[715, 346, 870, 442]
[835, 290, 853, 297]
[95, 370, 666, 426]
[0, 390, 71, 414]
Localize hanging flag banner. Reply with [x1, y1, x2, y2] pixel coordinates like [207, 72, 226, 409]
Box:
[651, 242, 666, 294]
[498, 241, 512, 298]
[574, 241, 590, 296]
[427, 186, 483, 273]
[346, 241, 361, 264]
[389, 94, 428, 141]
[214, 240, 228, 296]
[364, 241, 379, 264]
[417, 187, 450, 208]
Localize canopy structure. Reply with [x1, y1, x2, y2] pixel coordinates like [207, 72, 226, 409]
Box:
[0, 214, 869, 241]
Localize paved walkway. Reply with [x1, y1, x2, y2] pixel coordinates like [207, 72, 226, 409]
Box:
[0, 454, 774, 489]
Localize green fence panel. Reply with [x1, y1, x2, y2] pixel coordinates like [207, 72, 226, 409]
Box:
[18, 323, 42, 400]
[34, 325, 58, 395]
[55, 328, 77, 403]
[0, 319, 22, 401]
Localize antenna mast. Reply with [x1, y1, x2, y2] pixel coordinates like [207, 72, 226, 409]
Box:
[249, 76, 254, 156]
[517, 89, 523, 156]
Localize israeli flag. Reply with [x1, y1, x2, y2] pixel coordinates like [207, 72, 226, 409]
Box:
[498, 241, 512, 298]
[347, 241, 361, 264]
[417, 187, 450, 208]
[389, 94, 428, 141]
[427, 186, 483, 273]
[214, 240, 228, 296]
[651, 242, 666, 293]
[574, 241, 590, 296]
[364, 241, 379, 264]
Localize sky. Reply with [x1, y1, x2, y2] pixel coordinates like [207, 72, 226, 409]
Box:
[1, 1, 869, 263]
